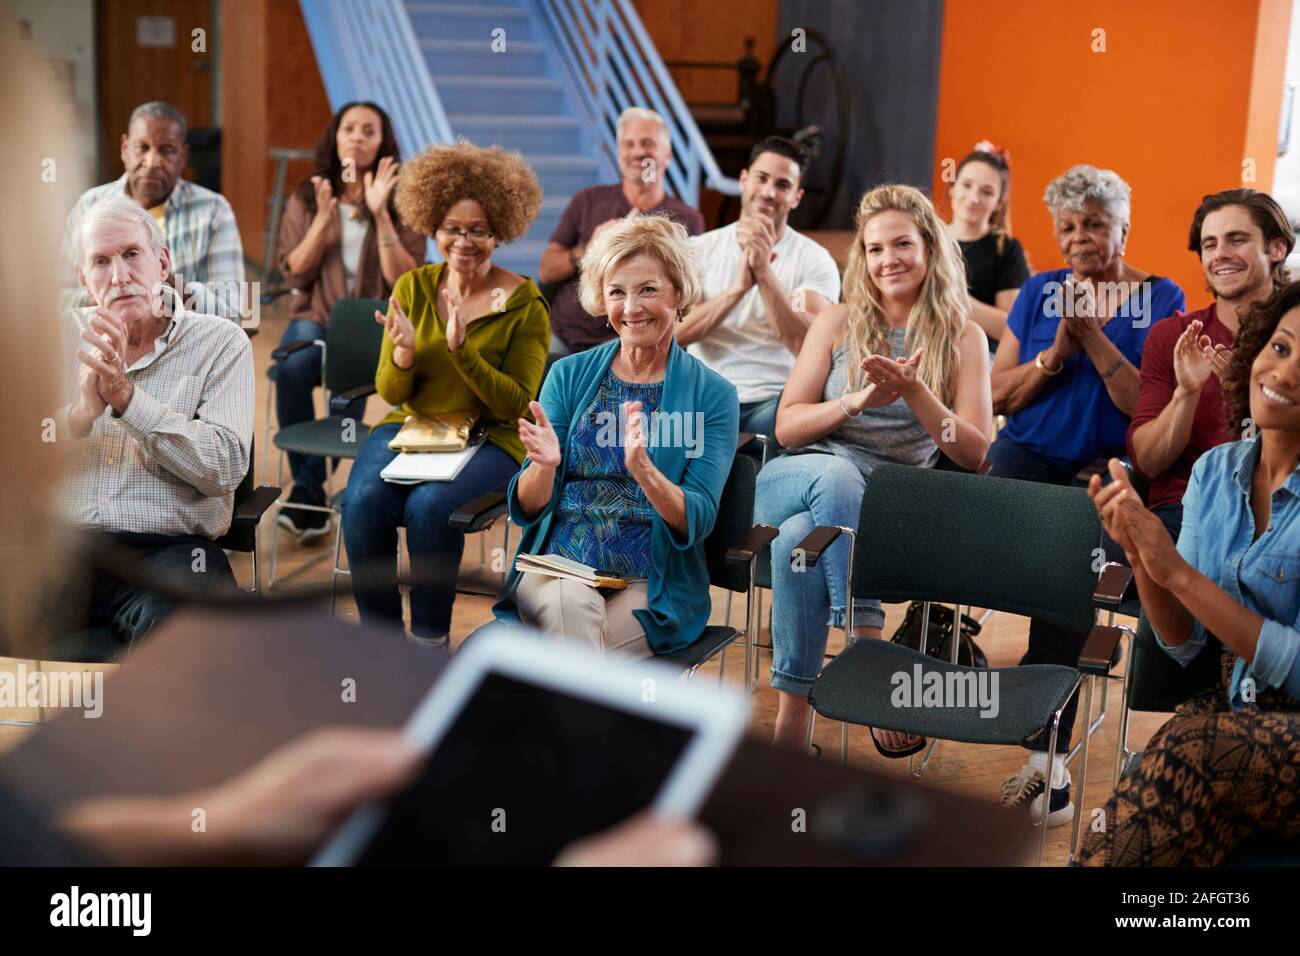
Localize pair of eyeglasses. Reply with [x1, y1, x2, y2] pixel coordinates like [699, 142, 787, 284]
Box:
[437, 225, 493, 242]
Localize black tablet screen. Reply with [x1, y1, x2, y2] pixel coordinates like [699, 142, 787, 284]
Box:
[355, 671, 694, 865]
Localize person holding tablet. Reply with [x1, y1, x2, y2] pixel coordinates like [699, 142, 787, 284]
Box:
[492, 214, 739, 658]
[342, 142, 550, 644]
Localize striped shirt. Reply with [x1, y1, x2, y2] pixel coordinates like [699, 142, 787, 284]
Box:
[63, 176, 247, 321]
[55, 306, 255, 539]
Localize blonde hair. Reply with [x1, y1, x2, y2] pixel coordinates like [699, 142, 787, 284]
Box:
[577, 213, 701, 317]
[0, 29, 82, 657]
[842, 184, 968, 406]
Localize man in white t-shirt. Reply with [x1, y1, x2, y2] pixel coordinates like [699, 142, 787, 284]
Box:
[679, 136, 841, 439]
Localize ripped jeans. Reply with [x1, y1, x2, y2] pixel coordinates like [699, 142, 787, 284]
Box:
[756, 452, 884, 697]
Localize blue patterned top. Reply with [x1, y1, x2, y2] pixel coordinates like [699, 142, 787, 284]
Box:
[545, 369, 664, 577]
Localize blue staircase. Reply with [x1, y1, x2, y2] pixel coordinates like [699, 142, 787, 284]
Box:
[299, 0, 737, 277]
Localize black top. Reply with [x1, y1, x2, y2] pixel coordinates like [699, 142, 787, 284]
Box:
[959, 232, 1029, 301]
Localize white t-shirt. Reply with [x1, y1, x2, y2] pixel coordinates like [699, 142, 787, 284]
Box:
[687, 221, 841, 403]
[339, 204, 367, 292]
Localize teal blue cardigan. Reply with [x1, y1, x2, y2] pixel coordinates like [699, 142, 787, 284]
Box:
[492, 338, 739, 653]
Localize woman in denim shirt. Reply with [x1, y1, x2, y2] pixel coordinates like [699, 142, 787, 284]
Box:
[1081, 282, 1300, 865]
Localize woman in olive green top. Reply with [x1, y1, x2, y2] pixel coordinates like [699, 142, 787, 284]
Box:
[343, 141, 549, 641]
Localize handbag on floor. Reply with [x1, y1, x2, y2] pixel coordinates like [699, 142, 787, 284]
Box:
[889, 601, 988, 669]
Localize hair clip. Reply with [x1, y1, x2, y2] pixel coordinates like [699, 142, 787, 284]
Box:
[973, 140, 1011, 166]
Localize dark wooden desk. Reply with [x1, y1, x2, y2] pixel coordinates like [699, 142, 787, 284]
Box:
[0, 605, 1031, 865]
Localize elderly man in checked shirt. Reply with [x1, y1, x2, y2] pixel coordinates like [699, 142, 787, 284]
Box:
[54, 195, 254, 650]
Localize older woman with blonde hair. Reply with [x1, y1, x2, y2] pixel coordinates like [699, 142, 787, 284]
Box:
[759, 184, 994, 751]
[343, 140, 550, 643]
[491, 213, 738, 657]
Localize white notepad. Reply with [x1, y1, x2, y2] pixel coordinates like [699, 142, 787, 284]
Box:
[380, 444, 482, 484]
[513, 553, 630, 589]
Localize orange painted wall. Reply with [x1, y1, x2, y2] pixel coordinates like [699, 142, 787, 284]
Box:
[933, 0, 1291, 306]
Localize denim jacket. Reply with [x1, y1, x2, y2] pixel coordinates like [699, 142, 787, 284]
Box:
[1155, 438, 1300, 707]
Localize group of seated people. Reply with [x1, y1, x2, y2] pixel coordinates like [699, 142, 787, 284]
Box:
[42, 91, 1300, 869]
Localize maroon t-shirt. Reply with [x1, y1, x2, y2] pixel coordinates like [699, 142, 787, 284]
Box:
[1125, 303, 1236, 509]
[547, 183, 705, 351]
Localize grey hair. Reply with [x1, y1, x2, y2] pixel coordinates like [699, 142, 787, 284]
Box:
[128, 100, 188, 140]
[76, 196, 166, 266]
[616, 106, 670, 146]
[1043, 164, 1132, 227]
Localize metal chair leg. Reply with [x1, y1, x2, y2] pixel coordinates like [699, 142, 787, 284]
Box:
[1038, 710, 1065, 866]
[717, 646, 726, 686]
[1068, 675, 1096, 863]
[268, 450, 286, 587]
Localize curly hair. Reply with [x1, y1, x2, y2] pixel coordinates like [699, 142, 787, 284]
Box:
[1224, 280, 1300, 435]
[1043, 164, 1132, 227]
[394, 139, 542, 243]
[578, 213, 701, 317]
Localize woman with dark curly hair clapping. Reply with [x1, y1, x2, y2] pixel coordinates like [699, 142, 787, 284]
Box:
[1080, 281, 1300, 865]
[343, 141, 550, 643]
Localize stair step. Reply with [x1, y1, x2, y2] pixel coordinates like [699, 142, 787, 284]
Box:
[405, 2, 536, 40]
[424, 37, 549, 77]
[436, 75, 568, 115]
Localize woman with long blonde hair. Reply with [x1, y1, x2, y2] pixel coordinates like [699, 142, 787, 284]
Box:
[758, 184, 993, 752]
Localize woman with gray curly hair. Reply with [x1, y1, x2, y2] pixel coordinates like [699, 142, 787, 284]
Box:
[343, 141, 551, 643]
[489, 213, 738, 657]
[988, 164, 1186, 827]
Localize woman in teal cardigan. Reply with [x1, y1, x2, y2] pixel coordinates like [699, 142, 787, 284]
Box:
[492, 214, 739, 655]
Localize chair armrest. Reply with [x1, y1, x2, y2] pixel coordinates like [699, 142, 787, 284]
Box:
[792, 525, 844, 568]
[270, 338, 322, 361]
[232, 486, 282, 525]
[1078, 623, 1129, 676]
[329, 384, 376, 416]
[449, 490, 508, 532]
[737, 432, 770, 458]
[725, 524, 778, 565]
[1093, 562, 1133, 612]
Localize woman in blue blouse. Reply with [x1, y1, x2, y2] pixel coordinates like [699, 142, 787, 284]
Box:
[492, 214, 738, 656]
[1081, 283, 1300, 865]
[989, 165, 1186, 828]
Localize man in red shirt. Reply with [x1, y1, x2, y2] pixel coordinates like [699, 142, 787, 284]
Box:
[1127, 189, 1293, 536]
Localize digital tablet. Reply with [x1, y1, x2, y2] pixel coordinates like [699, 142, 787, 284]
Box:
[310, 627, 748, 866]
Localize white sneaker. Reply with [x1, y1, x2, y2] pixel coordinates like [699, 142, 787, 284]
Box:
[999, 762, 1074, 828]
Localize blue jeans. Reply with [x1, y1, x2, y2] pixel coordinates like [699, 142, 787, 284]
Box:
[756, 452, 885, 697]
[738, 395, 781, 441]
[342, 423, 520, 639]
[274, 319, 328, 501]
[86, 533, 234, 650]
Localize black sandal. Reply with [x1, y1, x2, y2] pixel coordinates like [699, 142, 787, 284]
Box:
[869, 727, 926, 759]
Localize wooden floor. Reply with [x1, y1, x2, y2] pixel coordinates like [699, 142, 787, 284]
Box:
[0, 296, 1170, 865]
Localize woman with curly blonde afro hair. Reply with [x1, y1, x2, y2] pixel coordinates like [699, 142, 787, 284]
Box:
[344, 140, 551, 643]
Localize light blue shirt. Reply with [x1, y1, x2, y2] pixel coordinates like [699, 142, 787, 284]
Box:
[1155, 438, 1300, 707]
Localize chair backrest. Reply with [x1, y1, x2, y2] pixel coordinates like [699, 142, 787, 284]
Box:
[216, 438, 257, 553]
[324, 297, 388, 395]
[703, 452, 758, 594]
[852, 464, 1102, 631]
[1127, 613, 1223, 713]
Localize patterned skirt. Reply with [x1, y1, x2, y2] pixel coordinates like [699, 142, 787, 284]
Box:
[1078, 648, 1300, 866]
